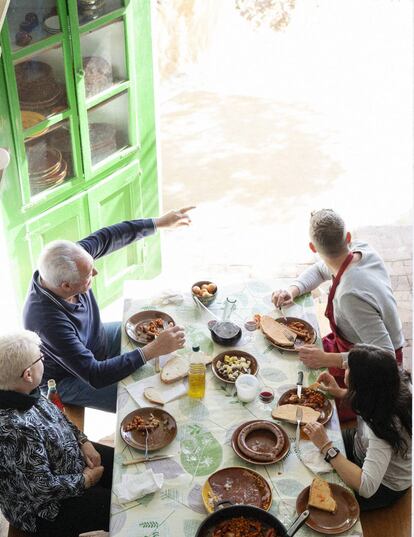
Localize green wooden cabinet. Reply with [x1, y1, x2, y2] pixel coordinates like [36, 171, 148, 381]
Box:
[0, 0, 161, 306]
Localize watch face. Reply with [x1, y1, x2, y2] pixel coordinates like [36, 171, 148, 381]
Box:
[327, 447, 339, 459]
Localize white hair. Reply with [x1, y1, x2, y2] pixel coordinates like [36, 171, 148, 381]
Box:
[38, 240, 91, 288]
[0, 330, 41, 390]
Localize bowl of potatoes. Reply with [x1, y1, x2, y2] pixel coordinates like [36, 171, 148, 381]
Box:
[191, 280, 218, 307]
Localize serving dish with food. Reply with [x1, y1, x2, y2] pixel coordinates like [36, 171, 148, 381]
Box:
[124, 310, 175, 345]
[120, 407, 177, 451]
[296, 479, 359, 534]
[195, 503, 309, 537]
[211, 350, 258, 384]
[275, 387, 333, 425]
[259, 315, 317, 352]
[202, 466, 272, 513]
[231, 420, 290, 465]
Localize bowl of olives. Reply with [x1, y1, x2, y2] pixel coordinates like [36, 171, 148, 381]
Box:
[191, 280, 217, 307]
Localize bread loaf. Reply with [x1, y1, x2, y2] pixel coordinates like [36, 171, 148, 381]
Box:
[143, 387, 165, 405]
[160, 356, 189, 384]
[271, 404, 320, 424]
[308, 477, 337, 513]
[260, 316, 296, 347]
[160, 353, 213, 384]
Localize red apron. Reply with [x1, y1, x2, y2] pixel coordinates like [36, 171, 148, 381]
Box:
[322, 252, 403, 421]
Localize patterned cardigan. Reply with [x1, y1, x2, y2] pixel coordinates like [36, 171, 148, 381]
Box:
[0, 394, 87, 532]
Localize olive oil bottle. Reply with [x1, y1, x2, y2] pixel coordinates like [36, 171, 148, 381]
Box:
[188, 345, 206, 398]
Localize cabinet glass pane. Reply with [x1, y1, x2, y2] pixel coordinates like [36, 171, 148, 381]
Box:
[81, 20, 127, 99]
[25, 119, 74, 197]
[7, 1, 61, 52]
[87, 92, 130, 166]
[78, 0, 123, 25]
[15, 47, 68, 128]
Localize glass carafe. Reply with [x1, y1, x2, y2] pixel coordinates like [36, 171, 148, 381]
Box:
[210, 297, 242, 346]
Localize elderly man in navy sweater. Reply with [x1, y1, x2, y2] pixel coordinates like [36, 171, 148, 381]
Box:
[23, 208, 193, 412]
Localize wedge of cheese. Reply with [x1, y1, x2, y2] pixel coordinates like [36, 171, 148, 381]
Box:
[271, 404, 320, 424]
[308, 478, 337, 513]
[260, 316, 296, 348]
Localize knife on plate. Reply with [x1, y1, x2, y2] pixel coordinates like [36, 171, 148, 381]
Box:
[296, 371, 304, 400]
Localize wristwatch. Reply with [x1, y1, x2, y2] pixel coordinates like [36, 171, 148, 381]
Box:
[324, 446, 340, 463]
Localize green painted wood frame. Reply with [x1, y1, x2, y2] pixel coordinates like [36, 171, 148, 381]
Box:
[0, 0, 162, 305]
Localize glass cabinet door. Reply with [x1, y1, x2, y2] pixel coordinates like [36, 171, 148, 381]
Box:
[81, 19, 127, 99]
[15, 47, 68, 126]
[2, 0, 82, 204]
[7, 1, 61, 52]
[69, 1, 138, 177]
[25, 119, 75, 196]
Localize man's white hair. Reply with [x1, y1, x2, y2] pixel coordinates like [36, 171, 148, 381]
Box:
[38, 240, 91, 288]
[0, 330, 41, 390]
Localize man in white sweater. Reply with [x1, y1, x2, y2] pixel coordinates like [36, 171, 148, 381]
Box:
[272, 209, 404, 372]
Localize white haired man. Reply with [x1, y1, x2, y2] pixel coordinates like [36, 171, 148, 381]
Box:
[23, 208, 193, 412]
[272, 209, 404, 420]
[0, 330, 112, 536]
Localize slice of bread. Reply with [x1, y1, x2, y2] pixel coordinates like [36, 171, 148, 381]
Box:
[308, 477, 337, 513]
[160, 356, 189, 383]
[260, 316, 296, 347]
[143, 387, 165, 405]
[271, 404, 320, 424]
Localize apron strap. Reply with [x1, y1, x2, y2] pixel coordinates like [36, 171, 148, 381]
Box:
[325, 252, 355, 333]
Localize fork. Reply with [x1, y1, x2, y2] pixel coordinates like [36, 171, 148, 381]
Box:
[295, 406, 303, 448]
[144, 428, 149, 460]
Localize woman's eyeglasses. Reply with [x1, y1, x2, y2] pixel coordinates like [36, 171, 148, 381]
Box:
[20, 354, 44, 378]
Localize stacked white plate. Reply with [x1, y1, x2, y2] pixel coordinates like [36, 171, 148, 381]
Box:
[43, 16, 61, 35]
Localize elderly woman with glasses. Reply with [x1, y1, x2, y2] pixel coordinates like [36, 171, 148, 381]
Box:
[0, 330, 113, 536]
[304, 344, 411, 511]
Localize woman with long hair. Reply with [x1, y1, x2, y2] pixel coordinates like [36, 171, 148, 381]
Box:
[303, 343, 411, 510]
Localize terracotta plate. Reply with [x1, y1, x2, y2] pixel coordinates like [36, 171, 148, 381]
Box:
[264, 316, 317, 353]
[296, 483, 360, 534]
[277, 388, 333, 425]
[202, 466, 272, 513]
[120, 407, 177, 452]
[125, 310, 175, 345]
[231, 420, 290, 465]
[211, 350, 259, 384]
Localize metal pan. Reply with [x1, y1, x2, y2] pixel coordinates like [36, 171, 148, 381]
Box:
[195, 502, 309, 537]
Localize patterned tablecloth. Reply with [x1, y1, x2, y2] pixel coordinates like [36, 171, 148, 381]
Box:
[110, 279, 363, 537]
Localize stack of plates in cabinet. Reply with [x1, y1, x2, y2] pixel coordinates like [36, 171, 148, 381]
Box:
[43, 16, 61, 34]
[83, 56, 113, 98]
[27, 146, 68, 195]
[78, 0, 106, 22]
[50, 125, 74, 177]
[16, 60, 66, 114]
[89, 122, 118, 164]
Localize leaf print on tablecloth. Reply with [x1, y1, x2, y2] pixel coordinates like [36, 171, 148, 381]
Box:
[131, 364, 156, 382]
[145, 458, 184, 479]
[188, 483, 208, 513]
[180, 424, 222, 476]
[178, 398, 209, 422]
[259, 367, 288, 384]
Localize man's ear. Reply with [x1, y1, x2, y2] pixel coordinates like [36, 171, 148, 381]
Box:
[61, 281, 72, 292]
[309, 242, 317, 253]
[345, 231, 351, 244]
